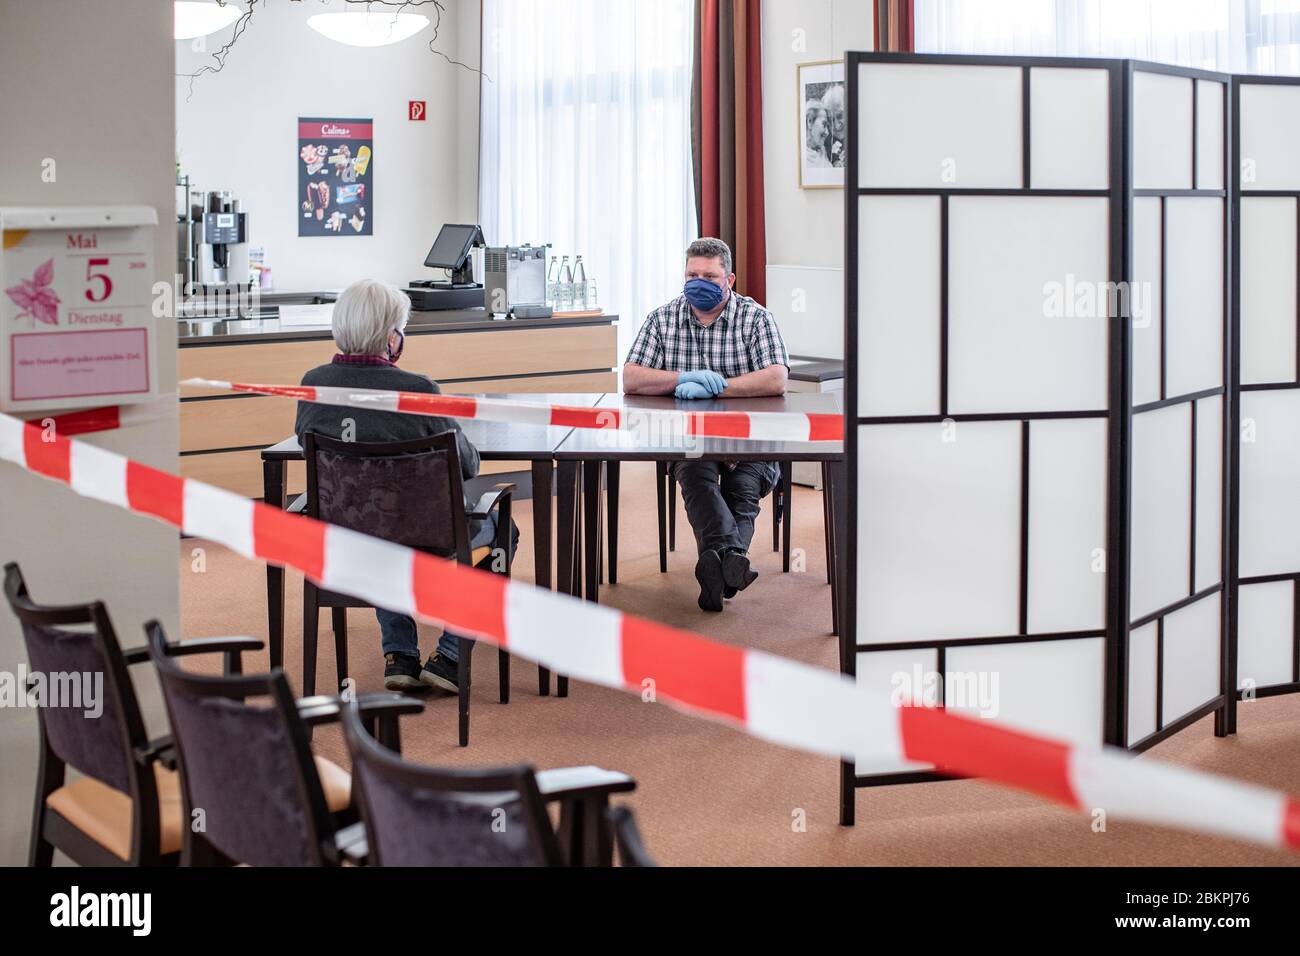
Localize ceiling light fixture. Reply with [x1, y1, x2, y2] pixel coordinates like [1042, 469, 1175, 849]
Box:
[306, 11, 431, 48]
[174, 1, 243, 40]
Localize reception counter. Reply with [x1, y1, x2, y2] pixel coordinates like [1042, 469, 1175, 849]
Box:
[179, 305, 618, 497]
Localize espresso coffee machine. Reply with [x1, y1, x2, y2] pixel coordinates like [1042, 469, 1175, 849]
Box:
[192, 190, 250, 292]
[484, 243, 552, 319]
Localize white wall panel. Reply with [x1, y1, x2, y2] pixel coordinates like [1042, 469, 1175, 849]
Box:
[1164, 198, 1224, 397]
[1240, 197, 1298, 385]
[1161, 593, 1222, 725]
[1195, 79, 1225, 190]
[858, 422, 1021, 643]
[1194, 397, 1223, 594]
[945, 638, 1105, 746]
[1240, 390, 1300, 577]
[1131, 197, 1164, 406]
[948, 196, 1109, 413]
[1131, 403, 1192, 620]
[855, 649, 938, 775]
[1030, 67, 1109, 189]
[1134, 71, 1192, 189]
[1027, 418, 1107, 633]
[858, 62, 1022, 188]
[1240, 83, 1300, 191]
[1237, 582, 1295, 691]
[857, 196, 941, 415]
[1127, 622, 1159, 745]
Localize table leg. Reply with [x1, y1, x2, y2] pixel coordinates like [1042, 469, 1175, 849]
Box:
[606, 461, 620, 585]
[583, 461, 602, 604]
[827, 459, 846, 643]
[555, 460, 580, 699]
[263, 459, 286, 670]
[822, 461, 833, 584]
[781, 461, 794, 573]
[531, 460, 553, 697]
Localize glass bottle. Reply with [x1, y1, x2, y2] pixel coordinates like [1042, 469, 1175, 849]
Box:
[572, 256, 588, 308]
[558, 256, 574, 309]
[546, 256, 559, 306]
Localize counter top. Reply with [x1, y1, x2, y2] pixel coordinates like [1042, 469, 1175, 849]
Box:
[178, 307, 618, 346]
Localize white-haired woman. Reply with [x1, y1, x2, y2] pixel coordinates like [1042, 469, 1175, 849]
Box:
[294, 278, 517, 692]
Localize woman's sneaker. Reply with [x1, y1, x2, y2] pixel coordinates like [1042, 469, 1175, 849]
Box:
[383, 653, 423, 691]
[420, 653, 459, 693]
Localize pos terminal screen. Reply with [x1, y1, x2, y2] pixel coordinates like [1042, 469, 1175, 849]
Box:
[423, 223, 480, 270]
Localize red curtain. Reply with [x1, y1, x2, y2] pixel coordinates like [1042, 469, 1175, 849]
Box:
[874, 0, 915, 52]
[692, 0, 766, 304]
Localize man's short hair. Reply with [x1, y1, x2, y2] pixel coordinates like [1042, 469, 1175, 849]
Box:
[685, 237, 733, 276]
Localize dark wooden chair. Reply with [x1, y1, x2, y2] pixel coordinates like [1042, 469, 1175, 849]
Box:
[607, 805, 657, 867]
[145, 620, 421, 866]
[4, 562, 182, 867]
[302, 429, 515, 746]
[340, 698, 564, 866]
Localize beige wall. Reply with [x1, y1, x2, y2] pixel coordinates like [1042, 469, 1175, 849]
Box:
[0, 0, 179, 864]
[761, 0, 872, 357]
[174, 0, 482, 291]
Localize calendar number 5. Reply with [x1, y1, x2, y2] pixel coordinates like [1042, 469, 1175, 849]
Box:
[85, 258, 112, 302]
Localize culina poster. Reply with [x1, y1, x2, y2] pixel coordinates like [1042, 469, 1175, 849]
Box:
[298, 117, 373, 237]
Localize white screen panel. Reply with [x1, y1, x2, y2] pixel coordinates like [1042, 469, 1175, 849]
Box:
[945, 638, 1105, 746]
[1131, 197, 1163, 406]
[1027, 418, 1106, 633]
[1131, 403, 1192, 620]
[1134, 71, 1192, 189]
[1164, 197, 1224, 397]
[1194, 79, 1225, 190]
[1240, 83, 1300, 191]
[1194, 397, 1222, 593]
[858, 62, 1022, 188]
[855, 649, 938, 775]
[1240, 197, 1298, 385]
[1127, 622, 1159, 746]
[1237, 582, 1295, 691]
[1240, 390, 1300, 577]
[1161, 593, 1221, 725]
[1029, 67, 1109, 189]
[858, 422, 1020, 643]
[948, 196, 1109, 413]
[857, 196, 941, 415]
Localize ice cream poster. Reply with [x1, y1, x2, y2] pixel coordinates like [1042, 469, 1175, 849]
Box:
[298, 117, 373, 237]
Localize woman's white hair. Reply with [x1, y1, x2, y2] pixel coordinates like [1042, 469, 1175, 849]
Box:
[331, 279, 410, 356]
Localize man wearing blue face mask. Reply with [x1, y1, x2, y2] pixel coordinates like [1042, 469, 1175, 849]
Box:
[623, 237, 790, 612]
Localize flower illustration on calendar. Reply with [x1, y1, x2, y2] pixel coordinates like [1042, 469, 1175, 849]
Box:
[5, 257, 60, 326]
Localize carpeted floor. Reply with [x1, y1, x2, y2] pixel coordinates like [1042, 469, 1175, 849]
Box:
[179, 461, 1300, 866]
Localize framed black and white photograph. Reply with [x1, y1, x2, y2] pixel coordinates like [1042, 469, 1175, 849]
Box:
[798, 59, 846, 188]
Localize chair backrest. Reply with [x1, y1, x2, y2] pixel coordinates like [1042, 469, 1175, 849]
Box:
[146, 622, 337, 866]
[2, 563, 146, 798]
[304, 429, 471, 561]
[341, 702, 562, 866]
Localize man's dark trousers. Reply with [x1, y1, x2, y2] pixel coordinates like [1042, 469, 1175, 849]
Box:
[672, 460, 780, 555]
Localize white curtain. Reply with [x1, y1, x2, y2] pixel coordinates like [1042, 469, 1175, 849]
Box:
[915, 0, 1300, 74]
[478, 0, 698, 361]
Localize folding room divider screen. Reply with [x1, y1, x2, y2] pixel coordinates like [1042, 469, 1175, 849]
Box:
[841, 53, 1233, 824]
[1234, 75, 1300, 708]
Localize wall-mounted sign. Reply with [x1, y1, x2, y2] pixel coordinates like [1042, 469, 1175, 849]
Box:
[409, 100, 426, 121]
[298, 116, 373, 238]
[1, 206, 159, 413]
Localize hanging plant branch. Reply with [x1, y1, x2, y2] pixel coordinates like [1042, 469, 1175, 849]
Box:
[178, 0, 487, 101]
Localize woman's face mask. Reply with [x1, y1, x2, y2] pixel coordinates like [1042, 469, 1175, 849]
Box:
[387, 329, 405, 363]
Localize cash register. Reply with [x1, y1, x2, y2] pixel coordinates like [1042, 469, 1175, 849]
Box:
[404, 223, 486, 310]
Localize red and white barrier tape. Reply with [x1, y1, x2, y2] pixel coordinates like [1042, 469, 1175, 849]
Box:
[181, 378, 844, 443]
[2, 409, 1297, 852]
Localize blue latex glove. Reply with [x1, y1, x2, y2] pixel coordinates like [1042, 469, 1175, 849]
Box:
[678, 369, 727, 396]
[674, 380, 712, 400]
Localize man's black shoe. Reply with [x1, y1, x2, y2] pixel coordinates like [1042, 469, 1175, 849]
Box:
[721, 549, 759, 594]
[419, 652, 460, 693]
[383, 652, 423, 691]
[695, 549, 725, 612]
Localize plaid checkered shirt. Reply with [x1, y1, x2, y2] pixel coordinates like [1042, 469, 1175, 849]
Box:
[625, 292, 790, 377]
